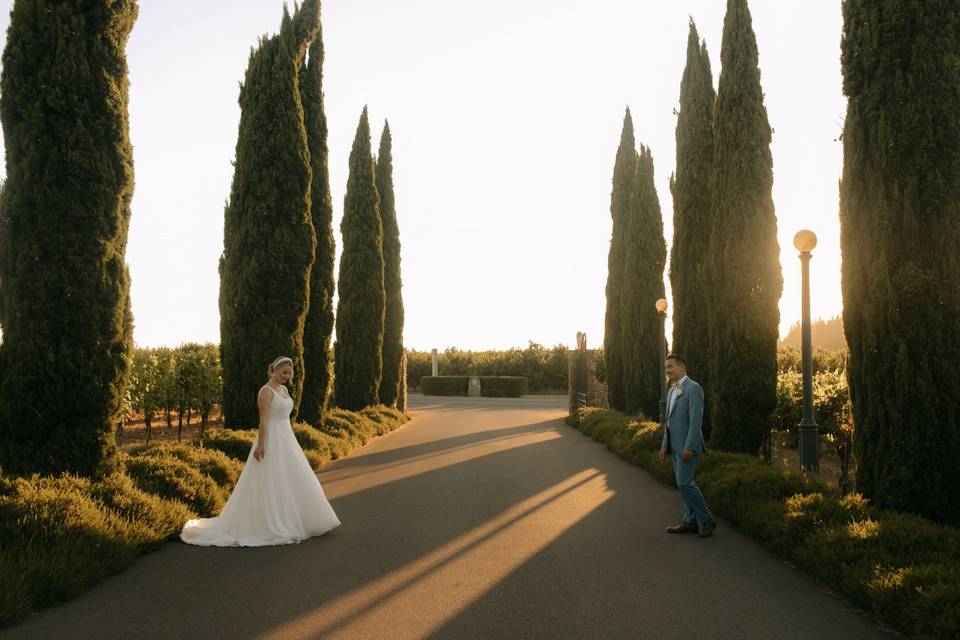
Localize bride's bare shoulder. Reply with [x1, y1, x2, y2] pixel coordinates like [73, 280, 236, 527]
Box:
[257, 385, 274, 401]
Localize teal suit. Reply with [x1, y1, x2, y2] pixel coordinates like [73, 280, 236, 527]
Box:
[660, 377, 713, 525]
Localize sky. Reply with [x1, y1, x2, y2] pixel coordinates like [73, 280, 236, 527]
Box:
[0, 0, 846, 352]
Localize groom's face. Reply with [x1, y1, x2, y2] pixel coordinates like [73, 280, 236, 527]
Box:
[665, 359, 685, 382]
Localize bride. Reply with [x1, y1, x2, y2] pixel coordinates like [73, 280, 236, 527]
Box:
[181, 356, 341, 546]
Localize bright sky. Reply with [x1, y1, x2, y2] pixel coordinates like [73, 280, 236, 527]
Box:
[0, 0, 845, 352]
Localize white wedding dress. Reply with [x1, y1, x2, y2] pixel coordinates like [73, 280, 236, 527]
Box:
[180, 387, 341, 546]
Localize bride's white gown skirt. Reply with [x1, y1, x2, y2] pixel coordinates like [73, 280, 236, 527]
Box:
[180, 392, 341, 547]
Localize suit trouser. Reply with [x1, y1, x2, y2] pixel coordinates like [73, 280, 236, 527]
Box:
[671, 452, 714, 524]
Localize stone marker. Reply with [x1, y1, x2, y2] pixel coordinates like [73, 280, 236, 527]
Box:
[431, 348, 438, 377]
[468, 376, 481, 397]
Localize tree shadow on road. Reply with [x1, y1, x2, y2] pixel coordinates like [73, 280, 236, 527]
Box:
[4, 411, 891, 640]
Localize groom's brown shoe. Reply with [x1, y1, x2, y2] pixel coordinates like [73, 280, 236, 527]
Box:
[666, 522, 699, 534]
[698, 520, 717, 538]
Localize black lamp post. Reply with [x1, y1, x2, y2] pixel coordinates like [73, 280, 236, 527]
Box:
[656, 298, 668, 428]
[794, 229, 819, 473]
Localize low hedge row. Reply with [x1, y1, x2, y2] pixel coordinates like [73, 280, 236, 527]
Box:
[0, 473, 192, 629]
[420, 375, 528, 397]
[0, 406, 410, 629]
[479, 376, 527, 397]
[566, 407, 960, 640]
[420, 376, 470, 396]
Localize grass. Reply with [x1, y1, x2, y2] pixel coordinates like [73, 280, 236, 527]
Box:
[566, 407, 960, 640]
[0, 405, 409, 629]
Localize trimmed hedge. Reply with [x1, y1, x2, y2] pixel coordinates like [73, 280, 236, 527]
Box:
[479, 376, 528, 397]
[123, 455, 226, 518]
[128, 442, 242, 489]
[0, 473, 192, 628]
[195, 428, 257, 460]
[566, 408, 960, 640]
[420, 376, 529, 397]
[1, 405, 409, 629]
[420, 376, 470, 396]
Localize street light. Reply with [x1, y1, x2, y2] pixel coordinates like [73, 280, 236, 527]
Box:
[793, 230, 819, 473]
[656, 298, 668, 429]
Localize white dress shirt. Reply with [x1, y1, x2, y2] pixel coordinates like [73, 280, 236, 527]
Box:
[667, 375, 689, 417]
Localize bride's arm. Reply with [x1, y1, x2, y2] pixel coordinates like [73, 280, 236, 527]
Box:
[254, 387, 272, 461]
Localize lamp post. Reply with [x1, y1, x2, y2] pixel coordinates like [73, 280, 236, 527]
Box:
[656, 298, 668, 429]
[794, 230, 819, 473]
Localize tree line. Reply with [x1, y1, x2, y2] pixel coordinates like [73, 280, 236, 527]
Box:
[603, 0, 960, 524]
[0, 1, 405, 478]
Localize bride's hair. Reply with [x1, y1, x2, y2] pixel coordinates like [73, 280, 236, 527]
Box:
[267, 356, 294, 379]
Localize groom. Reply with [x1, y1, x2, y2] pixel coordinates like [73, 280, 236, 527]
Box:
[658, 354, 716, 538]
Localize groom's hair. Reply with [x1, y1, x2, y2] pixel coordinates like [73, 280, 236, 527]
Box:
[666, 354, 688, 368]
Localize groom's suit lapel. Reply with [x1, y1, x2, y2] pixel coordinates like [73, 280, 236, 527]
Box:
[667, 378, 686, 419]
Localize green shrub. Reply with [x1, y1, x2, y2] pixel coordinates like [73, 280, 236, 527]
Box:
[292, 422, 350, 464]
[479, 376, 528, 397]
[0, 473, 191, 627]
[195, 428, 257, 461]
[123, 454, 225, 517]
[772, 368, 852, 450]
[564, 407, 960, 640]
[420, 376, 470, 396]
[128, 442, 242, 489]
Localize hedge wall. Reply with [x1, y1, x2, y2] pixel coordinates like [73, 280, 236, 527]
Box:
[420, 376, 470, 396]
[479, 376, 528, 398]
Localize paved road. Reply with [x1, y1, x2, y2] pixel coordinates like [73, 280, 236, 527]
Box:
[4, 395, 892, 640]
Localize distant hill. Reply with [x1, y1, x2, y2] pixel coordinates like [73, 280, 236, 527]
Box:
[780, 315, 847, 350]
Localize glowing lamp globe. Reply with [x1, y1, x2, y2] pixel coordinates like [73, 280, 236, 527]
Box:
[655, 298, 668, 313]
[793, 230, 818, 253]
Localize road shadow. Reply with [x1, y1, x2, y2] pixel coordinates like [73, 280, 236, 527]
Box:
[4, 409, 891, 640]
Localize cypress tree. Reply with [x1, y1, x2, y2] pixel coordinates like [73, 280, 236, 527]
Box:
[670, 20, 716, 413]
[604, 108, 636, 413]
[219, 1, 320, 428]
[840, 1, 960, 523]
[377, 121, 405, 407]
[0, 0, 138, 477]
[334, 107, 385, 410]
[707, 0, 782, 454]
[621, 146, 667, 418]
[298, 29, 336, 426]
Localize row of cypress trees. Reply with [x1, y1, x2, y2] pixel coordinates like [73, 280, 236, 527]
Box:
[666, 0, 781, 453]
[607, 0, 780, 451]
[220, 2, 406, 426]
[621, 0, 959, 524]
[333, 111, 404, 412]
[219, 0, 321, 429]
[0, 0, 139, 477]
[603, 111, 667, 418]
[0, 0, 406, 477]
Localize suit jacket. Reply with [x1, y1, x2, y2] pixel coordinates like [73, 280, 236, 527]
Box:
[660, 377, 706, 455]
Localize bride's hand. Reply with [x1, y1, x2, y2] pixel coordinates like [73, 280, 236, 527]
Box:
[254, 443, 265, 461]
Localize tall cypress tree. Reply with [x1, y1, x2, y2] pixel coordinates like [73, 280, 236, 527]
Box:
[334, 107, 385, 410]
[0, 0, 138, 477]
[707, 0, 782, 454]
[840, 1, 960, 523]
[219, 1, 320, 428]
[377, 121, 405, 407]
[670, 20, 716, 408]
[604, 108, 636, 413]
[298, 29, 336, 426]
[621, 146, 667, 418]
